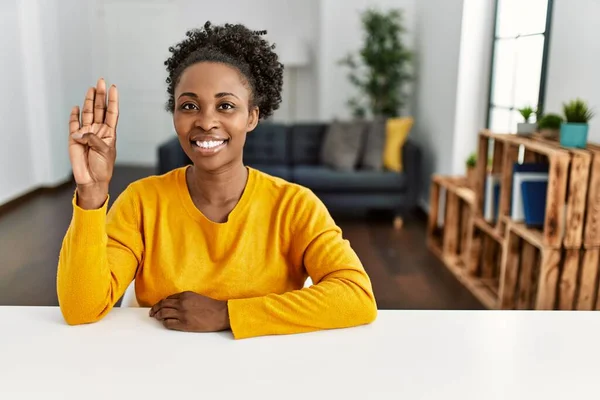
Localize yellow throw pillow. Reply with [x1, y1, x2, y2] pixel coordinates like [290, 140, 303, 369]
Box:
[383, 117, 414, 172]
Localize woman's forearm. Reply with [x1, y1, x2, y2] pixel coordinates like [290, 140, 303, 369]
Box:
[57, 192, 141, 325]
[227, 269, 377, 339]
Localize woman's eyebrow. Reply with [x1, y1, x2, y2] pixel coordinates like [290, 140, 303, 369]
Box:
[215, 92, 239, 100]
[177, 92, 239, 100]
[178, 92, 198, 99]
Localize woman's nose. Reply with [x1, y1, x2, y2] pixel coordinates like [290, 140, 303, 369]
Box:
[193, 108, 219, 131]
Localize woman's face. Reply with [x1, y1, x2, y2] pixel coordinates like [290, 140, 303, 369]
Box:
[173, 62, 259, 172]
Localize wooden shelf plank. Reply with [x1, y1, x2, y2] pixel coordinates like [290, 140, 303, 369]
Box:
[484, 132, 570, 157]
[428, 234, 498, 310]
[473, 216, 504, 243]
[434, 251, 498, 310]
[576, 248, 600, 310]
[455, 187, 475, 205]
[506, 221, 544, 250]
[584, 147, 600, 248]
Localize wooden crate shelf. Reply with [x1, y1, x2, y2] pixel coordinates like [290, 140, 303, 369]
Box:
[464, 216, 503, 279]
[561, 248, 600, 310]
[500, 220, 559, 310]
[584, 143, 600, 248]
[426, 238, 498, 310]
[500, 220, 600, 310]
[427, 175, 475, 263]
[427, 175, 498, 309]
[477, 130, 574, 248]
[530, 134, 600, 249]
[427, 130, 600, 311]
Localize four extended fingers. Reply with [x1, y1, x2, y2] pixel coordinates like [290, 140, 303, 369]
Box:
[72, 79, 119, 140]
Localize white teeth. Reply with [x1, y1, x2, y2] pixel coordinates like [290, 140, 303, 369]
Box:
[196, 140, 225, 149]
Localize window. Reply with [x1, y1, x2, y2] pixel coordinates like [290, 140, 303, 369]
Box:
[487, 0, 553, 133]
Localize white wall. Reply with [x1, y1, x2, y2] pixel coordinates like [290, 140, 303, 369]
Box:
[0, 0, 92, 205]
[452, 0, 495, 175]
[411, 0, 465, 207]
[0, 0, 37, 205]
[92, 0, 320, 165]
[53, 0, 95, 181]
[317, 0, 416, 121]
[544, 0, 600, 143]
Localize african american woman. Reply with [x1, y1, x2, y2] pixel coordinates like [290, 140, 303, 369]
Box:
[56, 22, 377, 339]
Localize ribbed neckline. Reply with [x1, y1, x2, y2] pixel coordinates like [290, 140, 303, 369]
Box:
[176, 165, 257, 225]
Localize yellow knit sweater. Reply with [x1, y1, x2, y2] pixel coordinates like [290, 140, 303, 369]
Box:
[57, 166, 377, 339]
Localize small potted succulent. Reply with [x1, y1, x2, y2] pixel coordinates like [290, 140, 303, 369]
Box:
[537, 113, 564, 140]
[561, 99, 595, 148]
[466, 152, 477, 189]
[517, 105, 537, 135]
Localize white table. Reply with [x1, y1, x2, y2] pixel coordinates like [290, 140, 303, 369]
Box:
[1, 307, 598, 399]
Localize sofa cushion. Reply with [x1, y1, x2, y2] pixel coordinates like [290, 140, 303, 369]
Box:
[289, 124, 328, 165]
[319, 120, 367, 171]
[294, 166, 407, 192]
[244, 122, 289, 165]
[359, 116, 387, 170]
[248, 164, 292, 181]
[383, 117, 414, 172]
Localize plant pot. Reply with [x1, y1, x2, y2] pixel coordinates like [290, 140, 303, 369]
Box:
[539, 128, 559, 140]
[466, 166, 477, 189]
[560, 123, 589, 148]
[517, 122, 536, 135]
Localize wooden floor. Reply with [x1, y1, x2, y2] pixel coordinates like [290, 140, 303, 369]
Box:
[0, 166, 483, 309]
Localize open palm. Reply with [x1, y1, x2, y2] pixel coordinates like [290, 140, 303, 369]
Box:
[69, 78, 119, 187]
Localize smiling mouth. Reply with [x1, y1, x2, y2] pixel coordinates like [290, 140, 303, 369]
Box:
[191, 139, 229, 149]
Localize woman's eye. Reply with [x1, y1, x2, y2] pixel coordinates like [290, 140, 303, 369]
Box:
[181, 103, 198, 110]
[219, 103, 234, 110]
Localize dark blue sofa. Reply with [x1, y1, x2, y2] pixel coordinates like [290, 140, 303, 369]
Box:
[157, 122, 422, 220]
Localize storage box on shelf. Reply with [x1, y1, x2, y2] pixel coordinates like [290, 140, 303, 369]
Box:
[428, 130, 600, 310]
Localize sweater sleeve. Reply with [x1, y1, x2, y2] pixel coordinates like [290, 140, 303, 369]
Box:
[227, 189, 378, 339]
[56, 185, 143, 325]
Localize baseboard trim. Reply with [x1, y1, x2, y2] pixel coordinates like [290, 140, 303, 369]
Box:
[0, 176, 74, 217]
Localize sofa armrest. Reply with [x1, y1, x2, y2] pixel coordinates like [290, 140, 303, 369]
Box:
[401, 139, 422, 209]
[157, 137, 190, 175]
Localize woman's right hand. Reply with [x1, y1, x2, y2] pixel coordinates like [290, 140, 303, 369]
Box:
[69, 78, 119, 209]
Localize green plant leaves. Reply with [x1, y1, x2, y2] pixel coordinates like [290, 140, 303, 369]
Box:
[338, 8, 413, 118]
[518, 105, 536, 122]
[537, 113, 563, 130]
[563, 98, 595, 123]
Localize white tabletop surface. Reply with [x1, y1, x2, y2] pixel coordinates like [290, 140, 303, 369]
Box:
[1, 307, 598, 399]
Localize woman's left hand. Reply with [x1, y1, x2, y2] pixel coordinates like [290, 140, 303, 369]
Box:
[149, 291, 230, 332]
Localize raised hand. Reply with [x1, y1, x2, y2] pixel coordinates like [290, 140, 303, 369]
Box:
[69, 78, 119, 209]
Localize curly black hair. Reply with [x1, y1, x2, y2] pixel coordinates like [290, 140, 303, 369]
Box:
[164, 21, 284, 120]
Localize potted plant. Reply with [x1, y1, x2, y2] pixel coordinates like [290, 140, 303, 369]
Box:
[537, 113, 564, 140]
[466, 152, 477, 189]
[339, 8, 412, 117]
[561, 99, 595, 148]
[517, 105, 537, 135]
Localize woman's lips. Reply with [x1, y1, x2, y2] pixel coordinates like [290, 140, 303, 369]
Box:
[191, 139, 228, 155]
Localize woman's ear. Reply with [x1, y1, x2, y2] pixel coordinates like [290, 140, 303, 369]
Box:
[247, 106, 259, 132]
